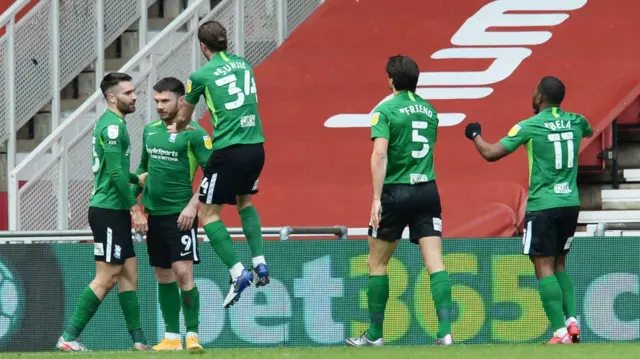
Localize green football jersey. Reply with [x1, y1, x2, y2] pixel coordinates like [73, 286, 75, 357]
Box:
[136, 120, 212, 215]
[500, 107, 593, 212]
[184, 51, 264, 150]
[89, 109, 133, 210]
[371, 91, 438, 185]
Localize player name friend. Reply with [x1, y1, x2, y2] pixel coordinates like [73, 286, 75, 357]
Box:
[399, 104, 434, 117]
[214, 61, 248, 77]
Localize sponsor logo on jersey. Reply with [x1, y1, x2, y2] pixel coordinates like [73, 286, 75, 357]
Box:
[107, 125, 119, 139]
[324, 0, 588, 129]
[240, 115, 256, 128]
[146, 145, 179, 161]
[203, 136, 213, 149]
[508, 124, 521, 137]
[186, 79, 192, 94]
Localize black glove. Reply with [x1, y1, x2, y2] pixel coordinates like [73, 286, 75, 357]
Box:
[465, 122, 482, 140]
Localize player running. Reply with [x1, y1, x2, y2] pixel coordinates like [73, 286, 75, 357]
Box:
[57, 73, 149, 352]
[346, 55, 453, 347]
[465, 76, 592, 344]
[132, 77, 211, 351]
[169, 20, 269, 308]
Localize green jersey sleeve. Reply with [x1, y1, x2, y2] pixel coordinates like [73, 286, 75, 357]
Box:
[371, 111, 390, 140]
[184, 71, 206, 105]
[581, 116, 594, 137]
[190, 125, 214, 169]
[499, 121, 531, 153]
[132, 126, 149, 197]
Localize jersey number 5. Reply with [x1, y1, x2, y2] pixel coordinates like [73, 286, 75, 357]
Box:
[215, 70, 257, 110]
[411, 121, 430, 159]
[549, 132, 574, 169]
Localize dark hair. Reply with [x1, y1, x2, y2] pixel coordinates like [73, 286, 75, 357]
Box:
[538, 76, 565, 105]
[198, 21, 228, 52]
[386, 55, 419, 92]
[153, 77, 185, 96]
[100, 72, 132, 99]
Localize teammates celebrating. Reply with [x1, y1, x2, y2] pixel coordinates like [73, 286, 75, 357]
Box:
[65, 19, 589, 351]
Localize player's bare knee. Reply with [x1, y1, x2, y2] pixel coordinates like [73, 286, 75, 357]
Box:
[172, 261, 194, 290]
[236, 195, 252, 211]
[155, 267, 175, 284]
[531, 256, 555, 279]
[198, 204, 221, 225]
[554, 256, 567, 272]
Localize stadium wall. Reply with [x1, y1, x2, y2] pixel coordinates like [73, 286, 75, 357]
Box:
[0, 237, 637, 351]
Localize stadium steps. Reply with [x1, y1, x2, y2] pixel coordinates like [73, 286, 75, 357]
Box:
[6, 0, 194, 173]
[0, 0, 200, 192]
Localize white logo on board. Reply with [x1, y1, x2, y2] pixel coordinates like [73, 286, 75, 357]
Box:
[324, 0, 588, 129]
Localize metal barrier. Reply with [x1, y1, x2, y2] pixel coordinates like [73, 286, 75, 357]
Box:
[594, 222, 640, 236]
[0, 226, 348, 243]
[7, 0, 323, 232]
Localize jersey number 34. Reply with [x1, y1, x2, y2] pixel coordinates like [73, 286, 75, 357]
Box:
[215, 70, 257, 110]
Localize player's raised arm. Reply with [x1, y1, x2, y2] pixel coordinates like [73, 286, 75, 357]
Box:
[465, 122, 515, 162]
[173, 72, 204, 131]
[581, 115, 594, 138]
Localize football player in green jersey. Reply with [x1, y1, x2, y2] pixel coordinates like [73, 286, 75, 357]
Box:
[133, 77, 211, 351]
[346, 56, 453, 347]
[465, 76, 594, 344]
[170, 21, 268, 308]
[57, 73, 150, 352]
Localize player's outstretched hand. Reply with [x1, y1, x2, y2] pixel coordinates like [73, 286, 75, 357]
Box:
[138, 172, 148, 187]
[465, 122, 482, 140]
[130, 205, 148, 233]
[167, 123, 196, 134]
[370, 199, 382, 230]
[177, 204, 197, 231]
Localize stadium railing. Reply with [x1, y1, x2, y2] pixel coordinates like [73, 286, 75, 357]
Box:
[1, 0, 160, 159]
[7, 0, 323, 231]
[0, 226, 348, 243]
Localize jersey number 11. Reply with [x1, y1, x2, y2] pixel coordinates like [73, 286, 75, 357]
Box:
[549, 132, 574, 169]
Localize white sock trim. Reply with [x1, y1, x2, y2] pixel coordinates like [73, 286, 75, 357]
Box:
[165, 332, 180, 341]
[554, 327, 568, 337]
[565, 317, 578, 326]
[186, 332, 199, 339]
[229, 262, 245, 280]
[252, 256, 266, 268]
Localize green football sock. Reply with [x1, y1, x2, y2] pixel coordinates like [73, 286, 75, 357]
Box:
[158, 282, 181, 334]
[181, 286, 200, 333]
[366, 275, 389, 341]
[555, 271, 577, 319]
[430, 271, 453, 338]
[538, 275, 566, 331]
[62, 287, 102, 341]
[205, 220, 241, 269]
[239, 206, 265, 258]
[118, 291, 147, 344]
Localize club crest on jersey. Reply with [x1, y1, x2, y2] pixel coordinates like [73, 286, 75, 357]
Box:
[107, 125, 119, 139]
[371, 112, 380, 126]
[508, 124, 521, 137]
[169, 133, 177, 143]
[203, 136, 212, 149]
[186, 79, 192, 94]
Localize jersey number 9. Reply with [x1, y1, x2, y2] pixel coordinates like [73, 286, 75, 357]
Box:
[411, 121, 430, 159]
[215, 70, 257, 110]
